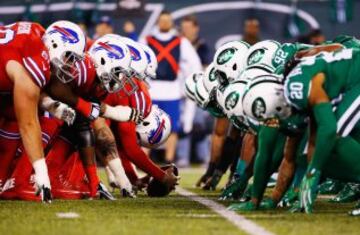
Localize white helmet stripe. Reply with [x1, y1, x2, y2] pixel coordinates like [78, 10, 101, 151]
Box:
[140, 91, 146, 115]
[76, 61, 82, 86]
[81, 60, 87, 85]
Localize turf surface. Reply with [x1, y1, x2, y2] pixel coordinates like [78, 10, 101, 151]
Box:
[0, 167, 359, 235]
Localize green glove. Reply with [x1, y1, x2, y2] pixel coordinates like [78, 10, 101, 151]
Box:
[227, 201, 257, 211]
[289, 200, 303, 213]
[219, 178, 247, 200]
[259, 198, 277, 210]
[299, 168, 321, 214]
[279, 187, 299, 208]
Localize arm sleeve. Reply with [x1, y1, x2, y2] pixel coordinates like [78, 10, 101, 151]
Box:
[252, 126, 280, 201]
[179, 37, 202, 87]
[116, 121, 166, 181]
[308, 102, 337, 171]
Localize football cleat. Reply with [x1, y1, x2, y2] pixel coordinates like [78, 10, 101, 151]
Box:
[329, 183, 360, 203]
[36, 185, 52, 203]
[318, 178, 344, 195]
[98, 182, 116, 201]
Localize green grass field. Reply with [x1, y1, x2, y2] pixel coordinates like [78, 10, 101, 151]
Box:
[0, 167, 359, 235]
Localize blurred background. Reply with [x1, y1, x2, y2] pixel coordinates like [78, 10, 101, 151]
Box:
[3, 0, 359, 167]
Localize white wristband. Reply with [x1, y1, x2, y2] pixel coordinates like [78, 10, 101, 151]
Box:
[102, 105, 132, 122]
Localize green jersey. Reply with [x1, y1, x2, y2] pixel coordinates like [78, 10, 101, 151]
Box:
[273, 43, 312, 75]
[285, 48, 360, 111]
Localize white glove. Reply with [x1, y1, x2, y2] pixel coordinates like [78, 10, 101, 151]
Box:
[40, 96, 76, 125]
[102, 104, 143, 123]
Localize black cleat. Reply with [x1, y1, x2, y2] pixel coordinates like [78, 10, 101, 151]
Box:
[98, 182, 116, 200]
[36, 186, 52, 203]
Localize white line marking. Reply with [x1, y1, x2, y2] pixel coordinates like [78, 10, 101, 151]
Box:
[56, 212, 80, 219]
[176, 187, 275, 235]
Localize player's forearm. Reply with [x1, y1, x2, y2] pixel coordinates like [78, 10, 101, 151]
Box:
[18, 118, 44, 162]
[271, 136, 300, 202]
[271, 158, 295, 203]
[309, 103, 337, 170]
[209, 118, 229, 163]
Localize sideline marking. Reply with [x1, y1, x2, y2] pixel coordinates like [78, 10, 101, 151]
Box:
[176, 187, 275, 235]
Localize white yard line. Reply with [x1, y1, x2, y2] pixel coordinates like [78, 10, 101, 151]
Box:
[176, 187, 276, 235]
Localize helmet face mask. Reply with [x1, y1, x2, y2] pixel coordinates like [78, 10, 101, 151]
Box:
[51, 51, 84, 83]
[99, 66, 136, 94]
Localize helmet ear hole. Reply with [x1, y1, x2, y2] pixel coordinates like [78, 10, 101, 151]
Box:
[232, 63, 237, 71]
[101, 57, 105, 65]
[53, 43, 57, 49]
[143, 121, 150, 126]
[276, 106, 282, 112]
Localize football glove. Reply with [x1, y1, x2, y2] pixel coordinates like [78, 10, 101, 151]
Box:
[35, 185, 52, 204]
[219, 176, 247, 200]
[227, 201, 257, 211]
[103, 105, 143, 124]
[278, 187, 299, 208]
[260, 198, 277, 210]
[299, 168, 321, 213]
[203, 169, 223, 191]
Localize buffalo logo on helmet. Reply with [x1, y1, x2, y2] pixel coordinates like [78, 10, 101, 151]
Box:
[148, 115, 166, 145]
[48, 26, 80, 44]
[217, 48, 236, 65]
[127, 45, 141, 61]
[247, 48, 265, 66]
[93, 42, 125, 60]
[252, 97, 266, 119]
[225, 91, 240, 110]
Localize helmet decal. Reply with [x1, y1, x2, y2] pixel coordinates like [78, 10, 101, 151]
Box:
[93, 42, 125, 60]
[144, 51, 151, 63]
[217, 48, 236, 65]
[127, 45, 141, 61]
[49, 26, 79, 44]
[225, 91, 240, 110]
[251, 97, 266, 119]
[148, 117, 165, 145]
[247, 48, 266, 66]
[209, 67, 217, 81]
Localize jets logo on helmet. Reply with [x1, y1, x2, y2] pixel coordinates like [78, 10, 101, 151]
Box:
[48, 26, 79, 44]
[127, 45, 142, 61]
[148, 116, 166, 145]
[225, 91, 240, 110]
[93, 42, 125, 60]
[247, 48, 265, 66]
[209, 66, 217, 82]
[251, 97, 266, 119]
[217, 48, 236, 65]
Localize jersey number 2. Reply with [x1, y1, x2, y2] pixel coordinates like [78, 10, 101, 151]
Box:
[0, 29, 15, 44]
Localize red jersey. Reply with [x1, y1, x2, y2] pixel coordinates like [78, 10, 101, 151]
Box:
[104, 80, 165, 181]
[104, 79, 152, 117]
[0, 22, 50, 92]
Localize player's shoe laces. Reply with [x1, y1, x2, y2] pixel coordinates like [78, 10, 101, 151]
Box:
[98, 182, 116, 200]
[36, 185, 52, 203]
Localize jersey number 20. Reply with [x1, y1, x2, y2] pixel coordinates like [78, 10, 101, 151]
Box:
[289, 82, 303, 100]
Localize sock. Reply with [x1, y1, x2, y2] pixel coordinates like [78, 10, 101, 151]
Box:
[105, 166, 116, 184]
[108, 158, 131, 190]
[32, 158, 51, 189]
[84, 164, 99, 197]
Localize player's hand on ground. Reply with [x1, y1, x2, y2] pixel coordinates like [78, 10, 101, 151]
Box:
[195, 173, 211, 188]
[203, 169, 223, 191]
[260, 198, 277, 210]
[219, 178, 247, 201]
[121, 188, 137, 198]
[279, 187, 299, 208]
[227, 201, 257, 211]
[299, 169, 321, 214]
[162, 167, 180, 190]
